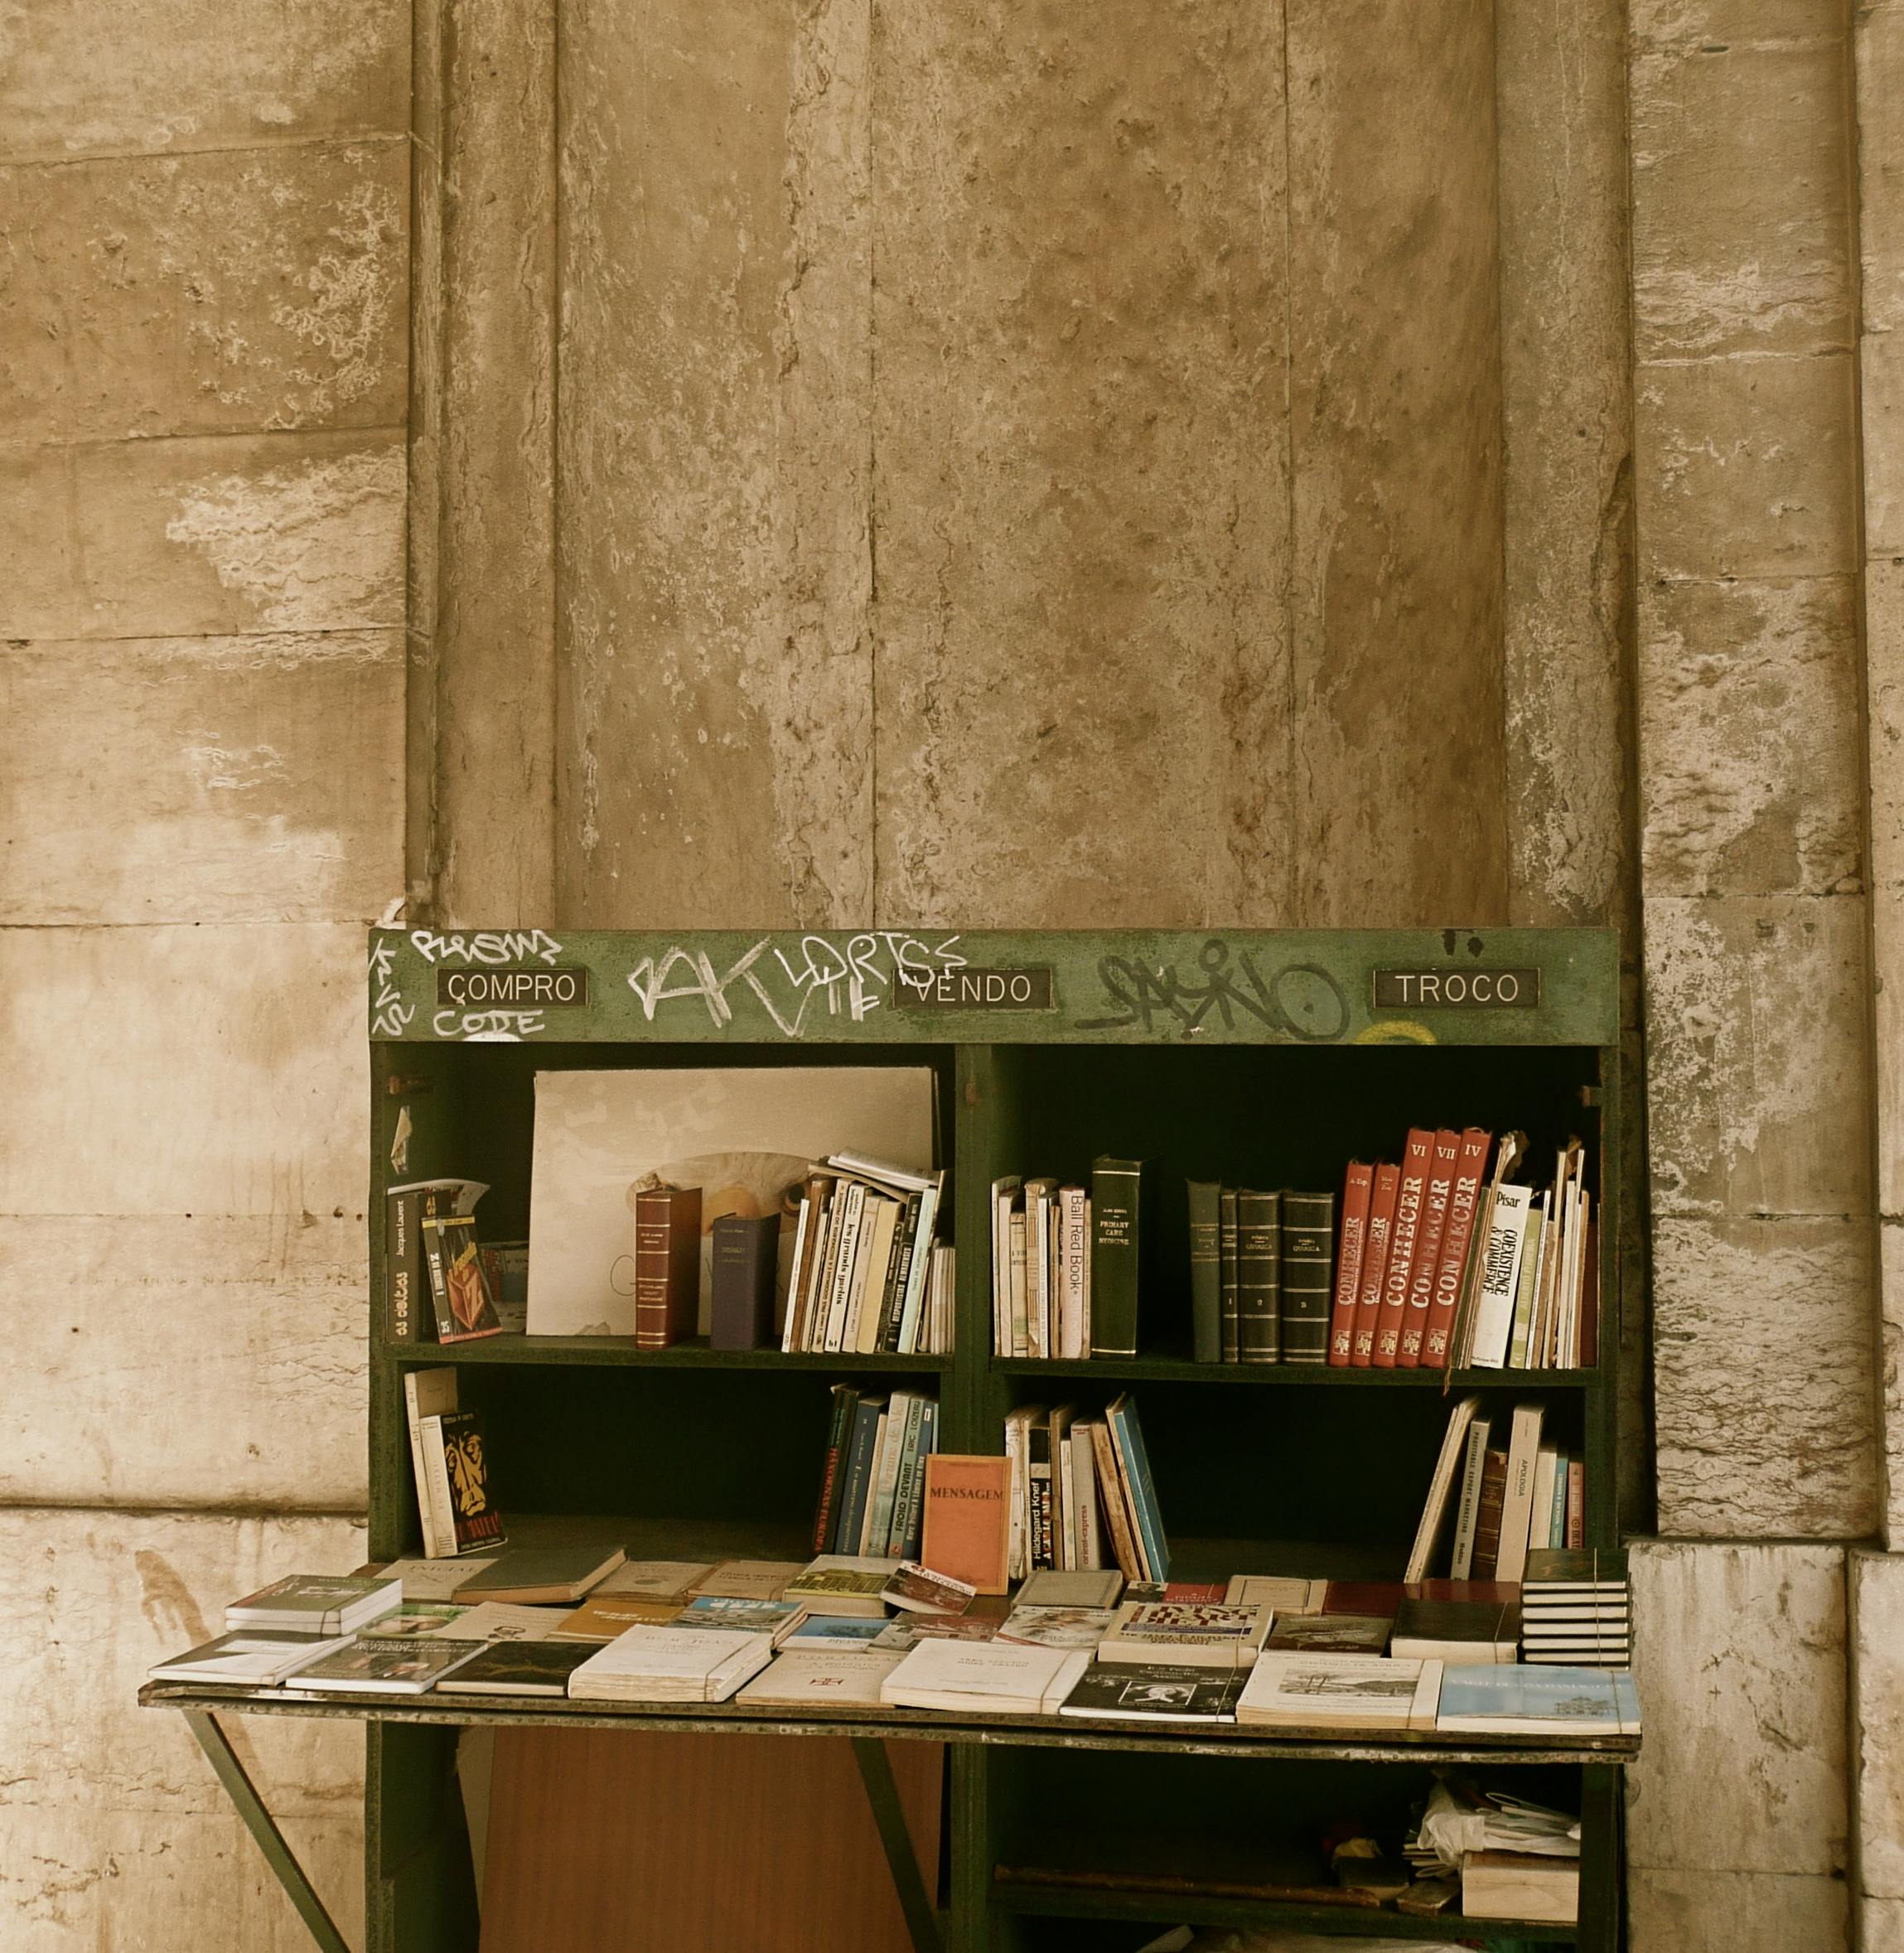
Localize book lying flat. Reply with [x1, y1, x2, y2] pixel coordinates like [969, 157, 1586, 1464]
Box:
[1099, 1602, 1271, 1670]
[782, 1555, 895, 1618]
[694, 1560, 809, 1602]
[596, 1559, 716, 1601]
[872, 1615, 1003, 1652]
[148, 1631, 353, 1687]
[1264, 1613, 1391, 1657]
[429, 1602, 568, 1642]
[998, 1607, 1117, 1651]
[671, 1597, 809, 1645]
[567, 1625, 774, 1703]
[1235, 1656, 1443, 1733]
[225, 1574, 402, 1636]
[360, 1602, 473, 1639]
[1462, 1849, 1580, 1924]
[1058, 1661, 1248, 1723]
[737, 1650, 903, 1709]
[1389, 1598, 1520, 1665]
[551, 1594, 686, 1641]
[296, 1637, 489, 1696]
[452, 1547, 626, 1606]
[785, 1615, 890, 1646]
[377, 1557, 499, 1603]
[1017, 1569, 1124, 1611]
[437, 1641, 597, 1696]
[881, 1638, 1090, 1714]
[1223, 1575, 1328, 1613]
[882, 1562, 977, 1617]
[1433, 1663, 1640, 1736]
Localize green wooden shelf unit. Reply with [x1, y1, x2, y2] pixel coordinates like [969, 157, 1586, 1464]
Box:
[177, 926, 1635, 1953]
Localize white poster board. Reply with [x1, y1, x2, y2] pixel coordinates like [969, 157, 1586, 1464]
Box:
[526, 1066, 936, 1337]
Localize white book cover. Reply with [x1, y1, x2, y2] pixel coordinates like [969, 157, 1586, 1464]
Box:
[380, 1555, 497, 1603]
[526, 1066, 933, 1337]
[823, 1182, 869, 1354]
[1495, 1403, 1546, 1584]
[882, 1636, 1090, 1711]
[150, 1631, 354, 1686]
[1529, 1448, 1560, 1554]
[1058, 1186, 1090, 1358]
[781, 1193, 816, 1351]
[1469, 1184, 1533, 1369]
[429, 1603, 564, 1642]
[990, 1179, 1021, 1355]
[737, 1649, 901, 1708]
[850, 1193, 901, 1355]
[1008, 1211, 1030, 1359]
[568, 1625, 774, 1696]
[1072, 1426, 1104, 1569]
[1404, 1395, 1484, 1583]
[864, 1395, 916, 1554]
[1237, 1655, 1443, 1731]
[1221, 1575, 1328, 1613]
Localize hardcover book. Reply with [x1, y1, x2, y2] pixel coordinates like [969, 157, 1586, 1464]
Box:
[1374, 1129, 1435, 1366]
[1397, 1129, 1459, 1366]
[1328, 1162, 1374, 1366]
[709, 1211, 779, 1349]
[1235, 1189, 1282, 1364]
[1278, 1191, 1336, 1366]
[1187, 1179, 1223, 1364]
[1350, 1162, 1400, 1366]
[1089, 1157, 1148, 1358]
[1423, 1127, 1491, 1367]
[633, 1185, 703, 1350]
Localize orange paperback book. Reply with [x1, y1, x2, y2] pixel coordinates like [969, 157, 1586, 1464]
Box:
[920, 1454, 1012, 1595]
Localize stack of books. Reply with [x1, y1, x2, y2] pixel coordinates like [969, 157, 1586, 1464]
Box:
[809, 1387, 940, 1560]
[1326, 1128, 1597, 1373]
[780, 1154, 951, 1356]
[225, 1574, 402, 1636]
[1004, 1393, 1165, 1583]
[1186, 1182, 1336, 1365]
[1520, 1549, 1631, 1669]
[568, 1625, 776, 1703]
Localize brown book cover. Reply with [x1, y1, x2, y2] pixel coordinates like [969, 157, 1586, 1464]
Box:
[1374, 1131, 1434, 1367]
[1350, 1162, 1399, 1366]
[1423, 1128, 1491, 1368]
[634, 1186, 703, 1349]
[1089, 1420, 1144, 1581]
[1328, 1162, 1374, 1366]
[1397, 1129, 1459, 1367]
[921, 1453, 1012, 1595]
[1469, 1448, 1511, 1580]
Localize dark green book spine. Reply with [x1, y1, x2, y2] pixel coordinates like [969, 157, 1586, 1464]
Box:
[1089, 1158, 1146, 1357]
[1187, 1180, 1222, 1364]
[384, 1189, 428, 1343]
[1219, 1188, 1240, 1362]
[1237, 1190, 1282, 1363]
[1280, 1191, 1337, 1365]
[812, 1384, 860, 1553]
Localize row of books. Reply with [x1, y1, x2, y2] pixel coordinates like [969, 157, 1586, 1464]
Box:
[152, 1555, 1639, 1738]
[1404, 1397, 1597, 1607]
[780, 1154, 951, 1356]
[1003, 1394, 1167, 1583]
[1186, 1183, 1336, 1363]
[386, 1178, 516, 1344]
[809, 1387, 940, 1560]
[1327, 1128, 1595, 1372]
[989, 1169, 1102, 1360]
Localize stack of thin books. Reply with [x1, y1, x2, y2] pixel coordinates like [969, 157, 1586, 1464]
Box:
[567, 1625, 775, 1704]
[1520, 1549, 1630, 1669]
[224, 1574, 402, 1636]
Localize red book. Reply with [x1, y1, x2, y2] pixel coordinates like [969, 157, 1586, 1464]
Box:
[1351, 1163, 1400, 1366]
[1422, 1128, 1492, 1369]
[1328, 1163, 1375, 1366]
[633, 1186, 702, 1349]
[1373, 1130, 1435, 1368]
[1397, 1129, 1460, 1368]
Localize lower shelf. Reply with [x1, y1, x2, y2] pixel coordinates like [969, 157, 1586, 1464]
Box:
[993, 1874, 1578, 1942]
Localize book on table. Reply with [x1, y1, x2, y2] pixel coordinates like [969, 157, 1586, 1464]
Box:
[737, 1648, 903, 1708]
[225, 1574, 401, 1636]
[567, 1625, 776, 1704]
[1235, 1655, 1444, 1733]
[149, 1631, 355, 1687]
[881, 1638, 1090, 1715]
[1057, 1661, 1249, 1724]
[296, 1638, 489, 1696]
[437, 1641, 597, 1696]
[452, 1545, 624, 1605]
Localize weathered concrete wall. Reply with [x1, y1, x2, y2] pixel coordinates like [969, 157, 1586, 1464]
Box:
[546, 0, 1510, 932]
[1630, 0, 1875, 1545]
[0, 0, 409, 1939]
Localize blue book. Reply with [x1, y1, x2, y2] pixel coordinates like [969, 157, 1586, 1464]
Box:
[1435, 1662, 1640, 1736]
[1107, 1394, 1170, 1584]
[786, 1615, 888, 1645]
[831, 1397, 887, 1554]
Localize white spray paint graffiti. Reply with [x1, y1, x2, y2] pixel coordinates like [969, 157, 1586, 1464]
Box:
[369, 937, 415, 1037]
[409, 928, 565, 968]
[626, 932, 965, 1036]
[432, 1008, 544, 1041]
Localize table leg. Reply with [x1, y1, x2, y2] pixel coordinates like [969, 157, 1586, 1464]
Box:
[182, 1709, 354, 1953]
[850, 1735, 945, 1953]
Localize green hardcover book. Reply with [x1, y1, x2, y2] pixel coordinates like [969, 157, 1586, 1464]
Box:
[1236, 1190, 1282, 1364]
[1090, 1158, 1148, 1359]
[1279, 1192, 1336, 1366]
[1187, 1180, 1223, 1365]
[1219, 1188, 1240, 1362]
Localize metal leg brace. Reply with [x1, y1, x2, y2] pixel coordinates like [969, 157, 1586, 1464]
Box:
[182, 1710, 353, 1953]
[850, 1736, 945, 1953]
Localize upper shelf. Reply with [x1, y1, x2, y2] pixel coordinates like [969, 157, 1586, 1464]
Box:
[368, 926, 1620, 1050]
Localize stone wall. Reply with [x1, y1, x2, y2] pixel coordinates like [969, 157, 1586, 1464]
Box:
[0, 2, 409, 1940]
[5, 0, 1904, 1948]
